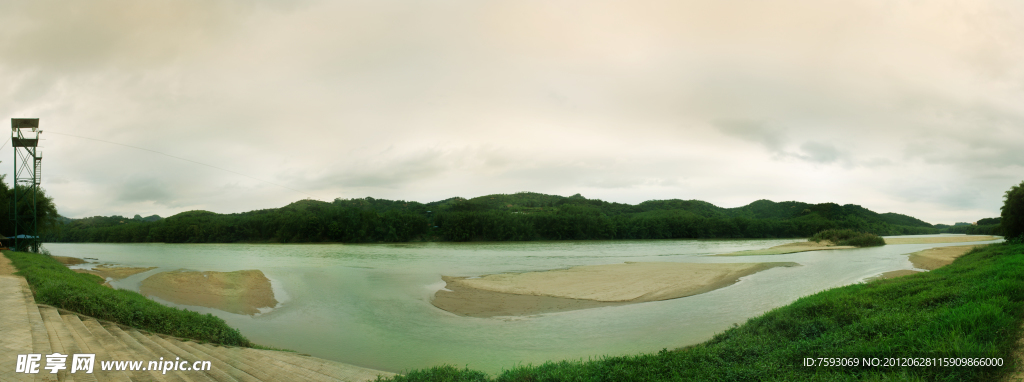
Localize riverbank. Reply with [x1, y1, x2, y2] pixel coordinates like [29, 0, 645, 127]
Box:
[716, 240, 854, 256]
[3, 250, 252, 346]
[433, 262, 799, 317]
[391, 243, 1024, 381]
[717, 234, 999, 257]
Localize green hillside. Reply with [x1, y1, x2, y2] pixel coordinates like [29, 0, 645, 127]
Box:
[44, 192, 939, 244]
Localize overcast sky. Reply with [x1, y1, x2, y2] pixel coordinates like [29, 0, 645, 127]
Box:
[2, 0, 1023, 224]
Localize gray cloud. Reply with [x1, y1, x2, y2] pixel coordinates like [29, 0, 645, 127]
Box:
[116, 176, 172, 204]
[2, 0, 1024, 224]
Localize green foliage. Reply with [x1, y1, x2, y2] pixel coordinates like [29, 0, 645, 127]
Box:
[0, 174, 60, 250]
[379, 365, 489, 382]
[810, 229, 886, 247]
[44, 192, 940, 244]
[978, 217, 1001, 226]
[3, 251, 251, 347]
[379, 243, 1024, 381]
[944, 224, 1003, 236]
[1002, 181, 1024, 240]
[45, 198, 429, 244]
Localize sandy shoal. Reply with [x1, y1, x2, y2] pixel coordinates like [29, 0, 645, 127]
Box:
[140, 269, 278, 316]
[433, 261, 798, 317]
[885, 235, 999, 245]
[716, 241, 854, 256]
[908, 244, 989, 270]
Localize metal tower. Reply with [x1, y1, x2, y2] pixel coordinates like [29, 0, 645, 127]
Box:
[11, 118, 42, 252]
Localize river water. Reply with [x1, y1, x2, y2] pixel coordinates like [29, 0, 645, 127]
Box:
[43, 235, 1001, 374]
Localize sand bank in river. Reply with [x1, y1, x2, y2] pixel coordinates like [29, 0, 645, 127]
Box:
[140, 269, 278, 315]
[908, 244, 989, 270]
[885, 235, 999, 245]
[866, 244, 989, 281]
[716, 235, 999, 257]
[433, 262, 798, 317]
[716, 241, 854, 256]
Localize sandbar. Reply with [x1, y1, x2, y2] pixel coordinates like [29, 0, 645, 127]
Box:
[885, 235, 999, 245]
[908, 244, 989, 270]
[433, 261, 798, 317]
[140, 269, 278, 315]
[716, 241, 854, 256]
[866, 244, 989, 282]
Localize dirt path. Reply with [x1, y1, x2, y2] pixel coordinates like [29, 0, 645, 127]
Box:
[0, 252, 17, 275]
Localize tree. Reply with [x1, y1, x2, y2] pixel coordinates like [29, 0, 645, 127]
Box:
[0, 174, 60, 251]
[1001, 180, 1024, 240]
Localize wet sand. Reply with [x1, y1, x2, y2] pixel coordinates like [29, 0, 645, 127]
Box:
[433, 262, 798, 317]
[140, 269, 278, 315]
[885, 235, 999, 245]
[433, 278, 626, 318]
[908, 244, 988, 270]
[866, 244, 989, 282]
[716, 241, 854, 256]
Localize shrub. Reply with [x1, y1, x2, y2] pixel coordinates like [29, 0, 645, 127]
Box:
[810, 229, 885, 247]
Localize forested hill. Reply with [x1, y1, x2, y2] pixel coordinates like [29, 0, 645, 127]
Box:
[44, 192, 939, 244]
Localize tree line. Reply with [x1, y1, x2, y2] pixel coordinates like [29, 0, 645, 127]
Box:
[43, 192, 941, 244]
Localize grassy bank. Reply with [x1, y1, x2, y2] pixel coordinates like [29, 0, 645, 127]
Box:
[811, 228, 886, 247]
[3, 250, 251, 347]
[383, 242, 1024, 381]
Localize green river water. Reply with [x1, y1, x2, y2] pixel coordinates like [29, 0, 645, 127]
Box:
[44, 235, 1001, 374]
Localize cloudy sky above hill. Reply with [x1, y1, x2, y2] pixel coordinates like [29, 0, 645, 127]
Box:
[2, 0, 1023, 224]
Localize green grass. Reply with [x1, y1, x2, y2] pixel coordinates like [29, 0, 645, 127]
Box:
[379, 242, 1024, 381]
[3, 250, 251, 347]
[811, 229, 886, 247]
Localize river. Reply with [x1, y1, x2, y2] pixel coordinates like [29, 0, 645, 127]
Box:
[42, 235, 1001, 374]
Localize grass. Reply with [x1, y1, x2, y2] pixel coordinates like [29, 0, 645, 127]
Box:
[811, 229, 886, 247]
[3, 250, 252, 347]
[379, 242, 1024, 381]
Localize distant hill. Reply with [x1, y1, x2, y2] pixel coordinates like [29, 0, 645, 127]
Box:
[44, 192, 940, 244]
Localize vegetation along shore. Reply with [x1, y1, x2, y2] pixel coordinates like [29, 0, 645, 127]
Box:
[2, 250, 252, 347]
[45, 192, 959, 244]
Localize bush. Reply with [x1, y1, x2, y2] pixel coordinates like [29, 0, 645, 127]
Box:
[810, 229, 885, 247]
[1002, 180, 1024, 240]
[3, 251, 251, 347]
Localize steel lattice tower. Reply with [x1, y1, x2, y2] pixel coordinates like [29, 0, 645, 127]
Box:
[11, 118, 42, 252]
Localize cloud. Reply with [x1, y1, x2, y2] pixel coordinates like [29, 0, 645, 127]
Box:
[2, 0, 1023, 225]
